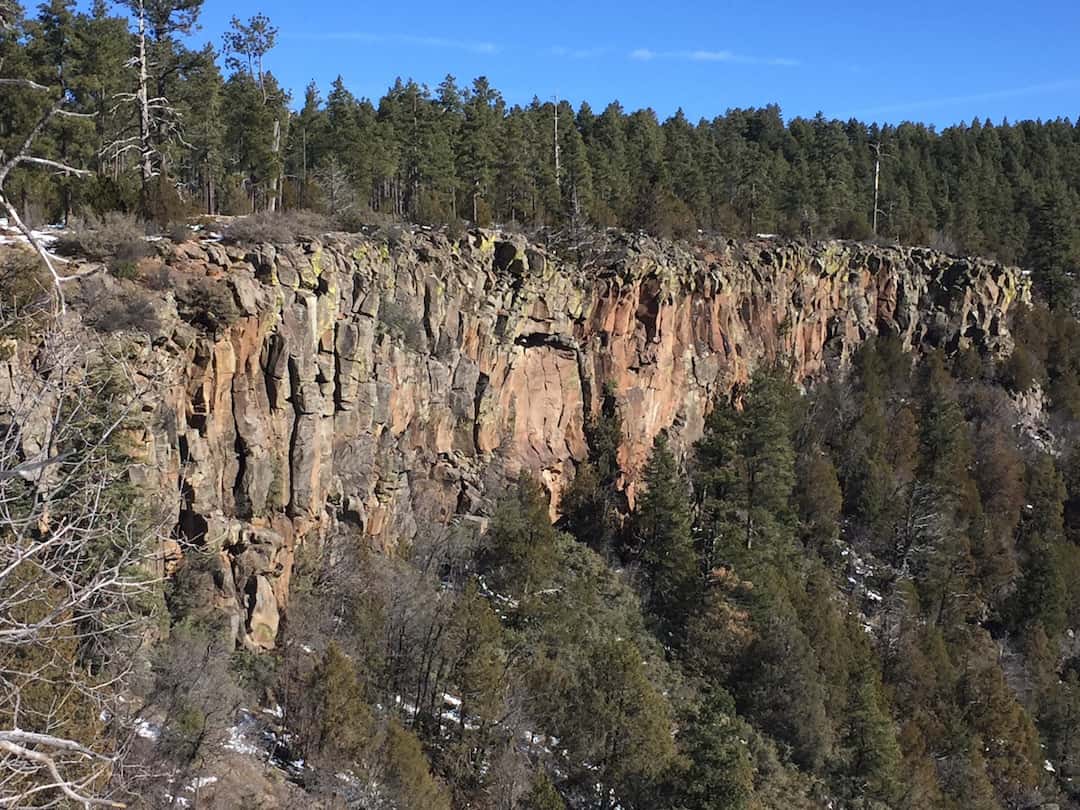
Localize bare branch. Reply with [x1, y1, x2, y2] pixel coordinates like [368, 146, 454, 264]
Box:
[53, 109, 97, 120]
[0, 740, 125, 807]
[0, 77, 49, 92]
[14, 157, 93, 176]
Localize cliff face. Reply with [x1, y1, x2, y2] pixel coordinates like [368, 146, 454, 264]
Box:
[1, 229, 1029, 650]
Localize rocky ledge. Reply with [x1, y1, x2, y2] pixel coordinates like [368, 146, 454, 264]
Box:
[0, 228, 1030, 650]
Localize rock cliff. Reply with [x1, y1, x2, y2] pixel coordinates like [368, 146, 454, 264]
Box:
[0, 229, 1030, 650]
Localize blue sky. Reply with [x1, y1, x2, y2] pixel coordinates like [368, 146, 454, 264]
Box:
[191, 0, 1080, 126]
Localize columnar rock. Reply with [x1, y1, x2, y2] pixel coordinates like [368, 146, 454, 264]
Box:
[0, 229, 1030, 649]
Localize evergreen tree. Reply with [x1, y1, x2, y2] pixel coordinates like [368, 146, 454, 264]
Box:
[523, 772, 566, 810]
[567, 638, 676, 808]
[458, 76, 502, 224]
[1026, 188, 1076, 309]
[739, 371, 797, 553]
[479, 472, 558, 599]
[841, 671, 902, 802]
[634, 433, 700, 641]
[666, 689, 755, 810]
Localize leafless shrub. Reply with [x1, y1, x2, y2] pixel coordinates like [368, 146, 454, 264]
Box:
[311, 156, 356, 219]
[166, 223, 192, 244]
[126, 622, 244, 800]
[143, 264, 175, 292]
[55, 212, 153, 264]
[0, 320, 170, 807]
[928, 230, 960, 255]
[219, 210, 330, 245]
[90, 294, 163, 336]
[76, 274, 165, 336]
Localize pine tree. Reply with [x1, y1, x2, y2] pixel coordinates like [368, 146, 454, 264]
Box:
[446, 579, 504, 732]
[311, 641, 372, 761]
[635, 433, 700, 640]
[693, 400, 743, 570]
[669, 689, 755, 810]
[795, 447, 843, 549]
[569, 638, 676, 808]
[1026, 188, 1076, 309]
[562, 391, 624, 555]
[522, 772, 566, 810]
[842, 671, 902, 802]
[479, 472, 558, 600]
[740, 371, 797, 553]
[458, 76, 502, 224]
[734, 612, 832, 771]
[221, 12, 286, 211]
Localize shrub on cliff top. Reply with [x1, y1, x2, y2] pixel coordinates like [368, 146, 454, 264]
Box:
[220, 210, 331, 245]
[55, 211, 152, 262]
[176, 278, 240, 331]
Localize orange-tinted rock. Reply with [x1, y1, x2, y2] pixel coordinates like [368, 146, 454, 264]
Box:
[13, 230, 1026, 647]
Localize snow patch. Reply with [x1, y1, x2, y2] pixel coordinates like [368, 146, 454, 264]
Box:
[135, 719, 161, 741]
[223, 712, 261, 756]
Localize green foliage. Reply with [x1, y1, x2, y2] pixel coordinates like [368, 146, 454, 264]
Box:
[445, 579, 505, 727]
[478, 472, 559, 599]
[1026, 190, 1077, 308]
[562, 388, 624, 555]
[311, 641, 373, 761]
[795, 448, 843, 548]
[0, 248, 51, 339]
[665, 689, 755, 810]
[562, 638, 677, 802]
[684, 568, 756, 684]
[522, 772, 566, 810]
[634, 433, 700, 640]
[1001, 344, 1042, 392]
[840, 673, 902, 802]
[10, 6, 1080, 803]
[1007, 540, 1068, 638]
[378, 719, 452, 810]
[10, 0, 1080, 283]
[733, 613, 832, 771]
[693, 370, 797, 571]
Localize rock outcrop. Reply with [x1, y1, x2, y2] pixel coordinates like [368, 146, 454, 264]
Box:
[0, 229, 1030, 650]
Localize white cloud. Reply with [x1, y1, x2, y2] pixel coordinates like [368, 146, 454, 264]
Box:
[549, 45, 611, 60]
[687, 49, 735, 62]
[853, 79, 1080, 117]
[628, 47, 798, 66]
[290, 31, 498, 55]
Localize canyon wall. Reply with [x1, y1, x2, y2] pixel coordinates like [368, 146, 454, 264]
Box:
[0, 229, 1030, 650]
